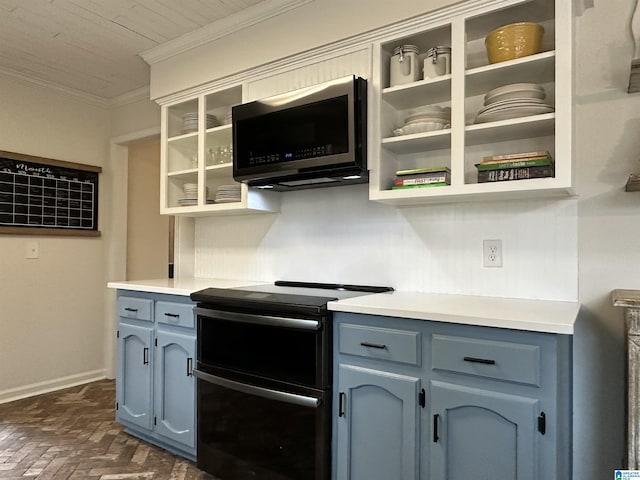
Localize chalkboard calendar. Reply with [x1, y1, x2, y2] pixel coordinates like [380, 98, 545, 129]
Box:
[0, 151, 101, 236]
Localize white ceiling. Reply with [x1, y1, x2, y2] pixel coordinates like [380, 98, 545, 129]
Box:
[0, 0, 272, 101]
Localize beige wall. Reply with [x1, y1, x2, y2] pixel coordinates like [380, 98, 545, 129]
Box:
[0, 76, 162, 399]
[0, 74, 111, 398]
[110, 95, 160, 138]
[126, 137, 169, 280]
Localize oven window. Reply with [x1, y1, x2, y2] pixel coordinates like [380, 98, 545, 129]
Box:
[198, 317, 321, 387]
[197, 379, 329, 480]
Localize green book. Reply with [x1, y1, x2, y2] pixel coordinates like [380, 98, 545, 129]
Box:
[475, 158, 553, 171]
[395, 166, 451, 176]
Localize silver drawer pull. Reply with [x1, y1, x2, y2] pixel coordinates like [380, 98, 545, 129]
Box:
[463, 356, 496, 365]
[360, 341, 387, 349]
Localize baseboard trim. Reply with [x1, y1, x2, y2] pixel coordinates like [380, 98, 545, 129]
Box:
[0, 370, 107, 404]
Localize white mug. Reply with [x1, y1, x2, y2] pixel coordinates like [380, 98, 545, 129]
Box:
[423, 46, 451, 79]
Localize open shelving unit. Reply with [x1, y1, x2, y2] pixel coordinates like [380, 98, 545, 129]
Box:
[160, 84, 280, 216]
[369, 0, 572, 206]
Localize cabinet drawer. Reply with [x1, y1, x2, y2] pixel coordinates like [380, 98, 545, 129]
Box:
[156, 301, 195, 329]
[432, 334, 540, 386]
[339, 324, 420, 365]
[118, 297, 153, 322]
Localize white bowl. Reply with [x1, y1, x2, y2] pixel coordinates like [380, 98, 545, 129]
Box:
[484, 83, 545, 105]
[395, 122, 448, 135]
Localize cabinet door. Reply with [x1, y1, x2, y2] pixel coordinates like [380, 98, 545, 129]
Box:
[336, 364, 420, 480]
[116, 322, 154, 430]
[153, 330, 196, 448]
[430, 381, 539, 480]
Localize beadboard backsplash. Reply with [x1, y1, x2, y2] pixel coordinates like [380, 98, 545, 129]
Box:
[193, 185, 578, 301]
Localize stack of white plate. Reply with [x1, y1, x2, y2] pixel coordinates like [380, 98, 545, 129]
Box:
[393, 105, 451, 136]
[215, 184, 241, 203]
[183, 183, 198, 198]
[222, 106, 236, 125]
[475, 83, 554, 124]
[177, 183, 210, 207]
[181, 113, 219, 133]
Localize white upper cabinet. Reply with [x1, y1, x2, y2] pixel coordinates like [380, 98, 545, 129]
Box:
[156, 0, 571, 215]
[160, 84, 280, 216]
[369, 0, 572, 205]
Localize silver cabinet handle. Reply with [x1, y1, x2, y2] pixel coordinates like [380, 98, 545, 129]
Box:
[193, 369, 320, 408]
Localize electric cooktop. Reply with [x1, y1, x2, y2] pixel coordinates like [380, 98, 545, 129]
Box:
[190, 280, 394, 312]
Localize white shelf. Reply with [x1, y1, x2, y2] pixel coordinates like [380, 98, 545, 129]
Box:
[382, 129, 451, 154]
[371, 178, 574, 206]
[205, 163, 232, 176]
[370, 0, 570, 207]
[206, 123, 232, 136]
[160, 84, 280, 216]
[167, 168, 198, 178]
[382, 75, 452, 110]
[465, 113, 555, 146]
[465, 51, 556, 98]
[167, 131, 198, 143]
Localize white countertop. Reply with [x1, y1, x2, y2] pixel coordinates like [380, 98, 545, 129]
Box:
[328, 291, 579, 334]
[108, 278, 579, 334]
[107, 277, 265, 296]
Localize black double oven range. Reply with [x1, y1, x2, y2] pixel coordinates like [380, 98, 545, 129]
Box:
[190, 281, 393, 480]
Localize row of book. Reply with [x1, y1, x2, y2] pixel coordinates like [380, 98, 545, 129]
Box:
[392, 166, 450, 189]
[475, 150, 554, 183]
[390, 150, 554, 189]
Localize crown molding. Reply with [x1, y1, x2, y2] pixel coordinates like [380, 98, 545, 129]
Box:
[0, 67, 110, 108]
[154, 0, 518, 105]
[109, 86, 151, 107]
[140, 0, 313, 65]
[0, 66, 153, 109]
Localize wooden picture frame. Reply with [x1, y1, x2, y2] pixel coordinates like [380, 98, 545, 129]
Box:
[0, 150, 102, 237]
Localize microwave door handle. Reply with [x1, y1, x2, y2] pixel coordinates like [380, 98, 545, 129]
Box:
[193, 307, 321, 331]
[193, 369, 320, 409]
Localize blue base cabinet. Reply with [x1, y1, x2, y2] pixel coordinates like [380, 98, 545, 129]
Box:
[336, 364, 420, 480]
[333, 313, 572, 480]
[430, 381, 538, 480]
[117, 321, 154, 430]
[116, 291, 196, 460]
[154, 329, 196, 449]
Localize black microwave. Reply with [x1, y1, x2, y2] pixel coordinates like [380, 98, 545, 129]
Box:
[232, 75, 367, 191]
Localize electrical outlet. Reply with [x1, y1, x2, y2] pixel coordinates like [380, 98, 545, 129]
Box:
[483, 239, 502, 267]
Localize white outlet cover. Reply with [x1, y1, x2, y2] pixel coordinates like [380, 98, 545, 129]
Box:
[483, 239, 502, 267]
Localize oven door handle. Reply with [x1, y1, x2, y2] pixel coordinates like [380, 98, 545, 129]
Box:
[193, 369, 321, 408]
[193, 307, 321, 330]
